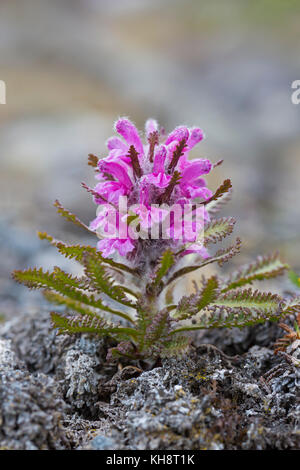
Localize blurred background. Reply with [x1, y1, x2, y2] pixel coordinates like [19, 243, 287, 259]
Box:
[1, 0, 300, 317]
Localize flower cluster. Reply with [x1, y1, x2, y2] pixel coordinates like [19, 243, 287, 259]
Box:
[90, 118, 213, 260]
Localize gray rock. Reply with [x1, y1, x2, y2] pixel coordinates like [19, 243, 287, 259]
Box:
[89, 435, 117, 450]
[1, 309, 299, 450]
[0, 339, 67, 450]
[107, 346, 300, 450]
[1, 310, 113, 416]
[0, 307, 73, 374]
[61, 345, 100, 414]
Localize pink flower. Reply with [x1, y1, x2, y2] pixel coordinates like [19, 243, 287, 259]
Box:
[97, 238, 135, 257]
[93, 181, 128, 206]
[186, 127, 204, 150]
[182, 245, 210, 258]
[98, 160, 133, 191]
[115, 118, 144, 155]
[142, 145, 171, 189]
[165, 126, 189, 145]
[90, 117, 213, 259]
[145, 118, 159, 137]
[179, 159, 213, 199]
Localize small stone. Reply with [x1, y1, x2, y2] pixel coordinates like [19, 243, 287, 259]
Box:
[90, 435, 116, 450]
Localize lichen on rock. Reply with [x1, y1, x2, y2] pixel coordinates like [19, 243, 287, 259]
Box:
[0, 339, 67, 450]
[0, 310, 299, 450]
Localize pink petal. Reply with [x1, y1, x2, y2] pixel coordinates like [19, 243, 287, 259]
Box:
[165, 126, 189, 145]
[90, 213, 106, 231]
[97, 238, 135, 258]
[131, 204, 150, 230]
[115, 118, 144, 155]
[98, 160, 133, 190]
[150, 206, 171, 224]
[139, 184, 150, 206]
[182, 245, 210, 258]
[187, 128, 204, 150]
[145, 118, 159, 138]
[181, 159, 212, 184]
[106, 136, 128, 152]
[94, 181, 128, 205]
[145, 172, 171, 189]
[106, 149, 132, 166]
[97, 239, 116, 257]
[117, 238, 135, 256]
[152, 145, 167, 174]
[188, 187, 212, 200]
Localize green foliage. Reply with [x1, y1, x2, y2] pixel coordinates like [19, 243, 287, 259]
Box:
[175, 276, 219, 320]
[50, 312, 137, 340]
[167, 238, 242, 286]
[288, 270, 300, 289]
[222, 253, 289, 292]
[281, 296, 300, 316]
[13, 265, 134, 324]
[173, 290, 285, 333]
[159, 334, 190, 358]
[143, 309, 172, 350]
[147, 250, 175, 295]
[82, 252, 135, 307]
[203, 217, 236, 245]
[37, 231, 136, 275]
[53, 200, 91, 232]
[12, 188, 297, 363]
[203, 179, 232, 207]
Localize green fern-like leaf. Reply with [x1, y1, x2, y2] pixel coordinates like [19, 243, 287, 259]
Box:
[38, 231, 137, 276]
[159, 335, 191, 357]
[172, 289, 284, 333]
[51, 311, 108, 335]
[176, 217, 235, 255]
[134, 298, 156, 351]
[174, 276, 219, 320]
[166, 238, 241, 286]
[38, 231, 97, 262]
[211, 289, 281, 314]
[54, 200, 91, 232]
[288, 270, 300, 289]
[82, 252, 136, 307]
[13, 267, 86, 291]
[205, 189, 232, 215]
[51, 312, 137, 339]
[153, 250, 175, 285]
[203, 179, 232, 207]
[143, 309, 173, 349]
[43, 290, 99, 317]
[222, 253, 289, 292]
[281, 296, 300, 316]
[13, 267, 133, 323]
[204, 217, 236, 245]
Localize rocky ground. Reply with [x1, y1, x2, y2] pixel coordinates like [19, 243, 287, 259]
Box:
[0, 307, 299, 450]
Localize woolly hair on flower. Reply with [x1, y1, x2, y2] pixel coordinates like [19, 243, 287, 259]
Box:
[13, 117, 299, 362]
